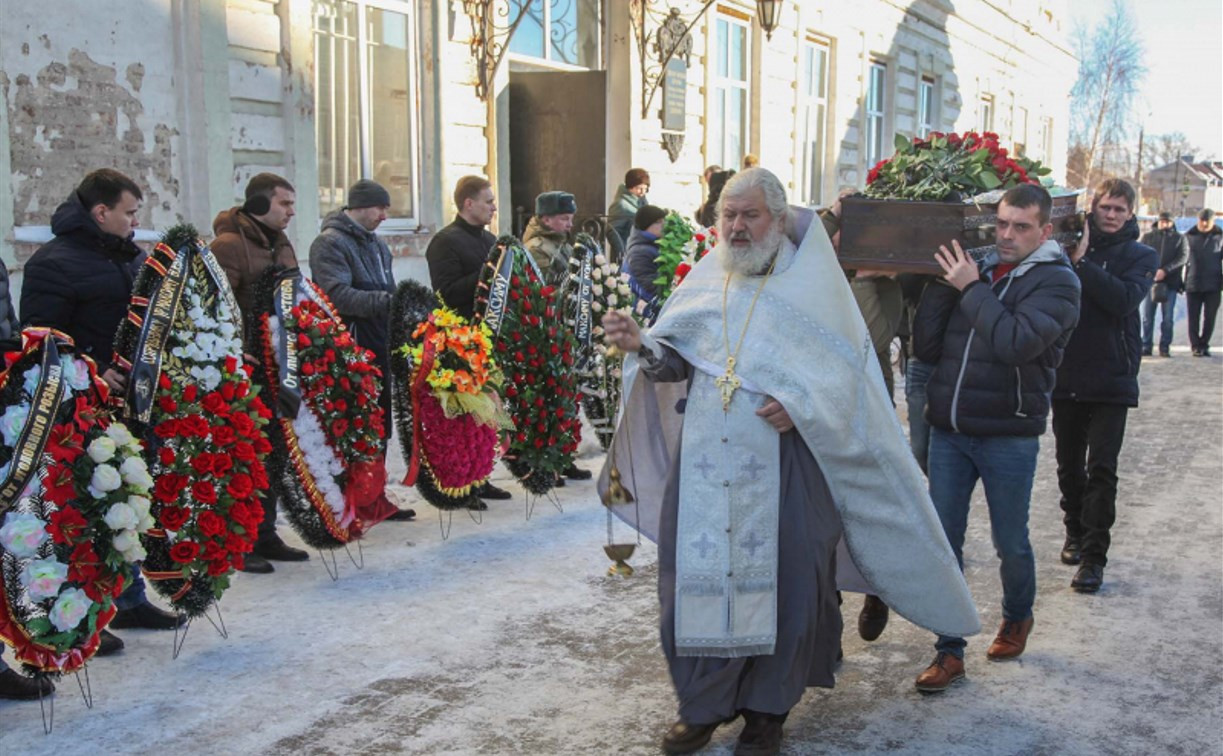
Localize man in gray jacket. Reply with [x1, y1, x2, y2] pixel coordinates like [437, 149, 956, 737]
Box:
[309, 179, 414, 520]
[1138, 212, 1189, 357]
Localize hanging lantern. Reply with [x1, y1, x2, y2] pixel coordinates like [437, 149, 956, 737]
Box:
[756, 0, 782, 41]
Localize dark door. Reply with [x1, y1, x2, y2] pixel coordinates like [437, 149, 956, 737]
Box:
[509, 70, 607, 238]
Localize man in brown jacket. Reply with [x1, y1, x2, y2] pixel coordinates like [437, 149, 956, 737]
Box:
[211, 172, 307, 572]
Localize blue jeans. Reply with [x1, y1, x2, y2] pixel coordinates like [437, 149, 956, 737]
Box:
[114, 563, 149, 611]
[905, 358, 935, 473]
[928, 427, 1039, 658]
[1141, 290, 1177, 352]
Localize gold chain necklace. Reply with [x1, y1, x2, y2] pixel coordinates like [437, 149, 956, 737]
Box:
[715, 255, 779, 412]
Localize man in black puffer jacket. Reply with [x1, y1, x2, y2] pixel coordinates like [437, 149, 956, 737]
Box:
[911, 184, 1080, 692]
[1182, 208, 1222, 357]
[20, 169, 182, 647]
[309, 179, 415, 522]
[1052, 178, 1157, 594]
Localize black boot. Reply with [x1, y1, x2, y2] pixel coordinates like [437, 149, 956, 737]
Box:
[111, 601, 184, 630]
[735, 711, 786, 756]
[0, 669, 55, 700]
[96, 628, 126, 656]
[563, 464, 592, 480]
[1071, 563, 1104, 593]
[239, 552, 275, 573]
[386, 507, 417, 521]
[662, 715, 736, 755]
[1060, 535, 1082, 565]
[254, 535, 309, 562]
[477, 482, 512, 500]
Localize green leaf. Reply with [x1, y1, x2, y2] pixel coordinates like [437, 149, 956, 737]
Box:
[979, 172, 1002, 189]
[894, 133, 911, 153]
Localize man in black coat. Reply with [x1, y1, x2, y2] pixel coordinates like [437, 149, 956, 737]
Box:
[424, 175, 511, 504]
[20, 169, 181, 646]
[911, 184, 1081, 692]
[1183, 208, 1222, 357]
[1138, 212, 1189, 357]
[1052, 178, 1157, 594]
[425, 175, 498, 320]
[309, 179, 415, 521]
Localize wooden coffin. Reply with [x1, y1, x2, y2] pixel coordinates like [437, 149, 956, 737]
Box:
[837, 193, 1084, 274]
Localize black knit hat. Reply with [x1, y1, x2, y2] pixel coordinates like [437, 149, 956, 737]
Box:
[535, 191, 577, 216]
[634, 204, 668, 231]
[347, 179, 391, 209]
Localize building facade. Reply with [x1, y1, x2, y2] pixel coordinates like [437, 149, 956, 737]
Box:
[1145, 159, 1223, 217]
[0, 0, 1076, 292]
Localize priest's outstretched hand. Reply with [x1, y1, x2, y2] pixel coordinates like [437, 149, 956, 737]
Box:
[602, 310, 642, 352]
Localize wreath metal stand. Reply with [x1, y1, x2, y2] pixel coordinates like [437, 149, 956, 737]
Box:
[318, 548, 341, 581]
[524, 489, 563, 521]
[75, 665, 93, 709]
[172, 601, 228, 659]
[343, 539, 365, 570]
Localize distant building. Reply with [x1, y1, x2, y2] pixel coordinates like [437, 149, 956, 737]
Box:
[0, 0, 1077, 294]
[1145, 159, 1223, 217]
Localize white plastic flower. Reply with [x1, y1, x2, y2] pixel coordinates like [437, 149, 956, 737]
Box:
[127, 496, 155, 532]
[0, 404, 30, 446]
[48, 588, 92, 631]
[113, 529, 146, 562]
[21, 365, 42, 396]
[21, 558, 68, 601]
[591, 267, 604, 280]
[90, 464, 123, 496]
[591, 301, 604, 313]
[595, 254, 607, 266]
[105, 423, 136, 447]
[87, 436, 117, 463]
[65, 359, 93, 391]
[119, 455, 154, 490]
[103, 502, 139, 531]
[0, 512, 49, 559]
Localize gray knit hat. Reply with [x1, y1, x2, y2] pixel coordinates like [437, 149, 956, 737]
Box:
[535, 191, 577, 216]
[347, 179, 391, 209]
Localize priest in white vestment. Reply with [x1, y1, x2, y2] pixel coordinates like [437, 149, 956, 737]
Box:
[600, 168, 979, 756]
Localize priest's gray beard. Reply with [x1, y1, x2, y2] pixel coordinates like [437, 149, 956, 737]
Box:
[720, 224, 785, 276]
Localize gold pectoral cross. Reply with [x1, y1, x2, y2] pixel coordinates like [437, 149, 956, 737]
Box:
[715, 356, 742, 412]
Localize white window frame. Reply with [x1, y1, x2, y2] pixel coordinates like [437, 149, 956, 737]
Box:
[1014, 105, 1029, 157]
[1040, 117, 1054, 164]
[978, 93, 995, 133]
[314, 0, 422, 230]
[708, 12, 752, 171]
[918, 76, 936, 137]
[797, 37, 830, 205]
[506, 0, 603, 71]
[865, 61, 887, 168]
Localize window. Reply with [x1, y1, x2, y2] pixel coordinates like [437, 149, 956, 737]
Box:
[865, 61, 887, 168]
[508, 0, 602, 69]
[314, 0, 419, 224]
[1014, 106, 1028, 157]
[978, 94, 994, 132]
[1039, 117, 1054, 164]
[918, 76, 936, 137]
[710, 14, 750, 170]
[798, 39, 830, 205]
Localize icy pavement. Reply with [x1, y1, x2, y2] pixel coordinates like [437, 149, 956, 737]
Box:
[1, 346, 1220, 755]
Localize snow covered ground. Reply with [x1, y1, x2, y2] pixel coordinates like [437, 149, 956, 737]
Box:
[1, 345, 1220, 755]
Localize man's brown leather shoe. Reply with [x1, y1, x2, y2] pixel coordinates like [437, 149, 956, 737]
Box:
[986, 617, 1034, 660]
[915, 652, 964, 693]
